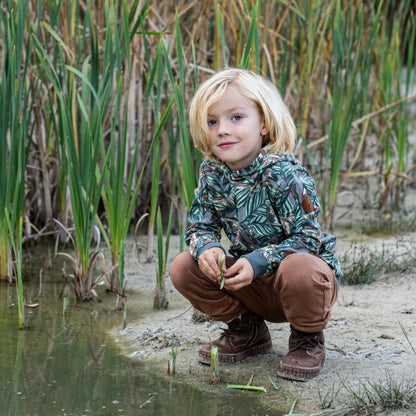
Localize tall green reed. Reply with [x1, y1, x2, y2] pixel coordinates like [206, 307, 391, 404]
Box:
[34, 1, 114, 301]
[285, 0, 334, 151]
[239, 0, 260, 70]
[159, 11, 199, 256]
[0, 0, 36, 327]
[376, 1, 415, 208]
[325, 1, 382, 228]
[143, 37, 172, 262]
[100, 65, 174, 310]
[95, 0, 152, 310]
[173, 11, 199, 210]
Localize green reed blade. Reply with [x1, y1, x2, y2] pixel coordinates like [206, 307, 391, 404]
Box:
[215, 3, 228, 68]
[240, 0, 259, 69]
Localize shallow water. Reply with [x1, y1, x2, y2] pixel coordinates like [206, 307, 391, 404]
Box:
[0, 251, 279, 416]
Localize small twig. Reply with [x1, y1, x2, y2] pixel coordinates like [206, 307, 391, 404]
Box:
[399, 321, 416, 355]
[139, 393, 156, 409]
[167, 305, 193, 321]
[308, 408, 355, 416]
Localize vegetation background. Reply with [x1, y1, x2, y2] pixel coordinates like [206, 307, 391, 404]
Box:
[0, 0, 415, 327]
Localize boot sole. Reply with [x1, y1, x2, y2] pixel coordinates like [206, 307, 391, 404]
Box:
[277, 356, 325, 382]
[198, 339, 273, 365]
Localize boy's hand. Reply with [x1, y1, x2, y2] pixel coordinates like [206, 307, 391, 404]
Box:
[222, 258, 254, 291]
[198, 247, 226, 284]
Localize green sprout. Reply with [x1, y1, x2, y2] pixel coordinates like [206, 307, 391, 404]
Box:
[167, 336, 177, 376]
[219, 255, 226, 290]
[210, 346, 220, 384]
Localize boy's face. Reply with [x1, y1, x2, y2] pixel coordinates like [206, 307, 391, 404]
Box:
[206, 84, 269, 170]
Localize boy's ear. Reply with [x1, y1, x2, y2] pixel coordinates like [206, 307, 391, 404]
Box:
[260, 122, 269, 136]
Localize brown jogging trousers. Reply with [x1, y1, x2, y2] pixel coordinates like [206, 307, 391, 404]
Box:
[169, 252, 338, 333]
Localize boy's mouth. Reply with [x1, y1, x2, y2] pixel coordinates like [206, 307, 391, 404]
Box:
[218, 141, 237, 149]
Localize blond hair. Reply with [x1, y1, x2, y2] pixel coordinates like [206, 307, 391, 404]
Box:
[189, 68, 296, 162]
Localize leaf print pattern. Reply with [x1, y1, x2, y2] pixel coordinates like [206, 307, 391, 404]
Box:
[185, 151, 341, 282]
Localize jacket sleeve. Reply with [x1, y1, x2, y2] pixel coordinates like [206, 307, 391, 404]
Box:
[184, 167, 225, 260]
[242, 162, 323, 277]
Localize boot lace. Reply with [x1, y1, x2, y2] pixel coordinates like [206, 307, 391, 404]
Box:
[289, 331, 323, 352]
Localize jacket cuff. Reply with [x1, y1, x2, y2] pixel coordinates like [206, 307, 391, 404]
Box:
[195, 242, 225, 260]
[242, 251, 269, 278]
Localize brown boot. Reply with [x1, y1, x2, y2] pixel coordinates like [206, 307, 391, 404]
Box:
[277, 326, 325, 381]
[198, 312, 272, 364]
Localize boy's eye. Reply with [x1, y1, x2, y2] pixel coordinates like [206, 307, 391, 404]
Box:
[207, 119, 216, 126]
[232, 115, 242, 121]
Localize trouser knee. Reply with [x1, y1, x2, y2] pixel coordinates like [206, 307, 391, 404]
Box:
[169, 251, 192, 293]
[277, 253, 337, 332]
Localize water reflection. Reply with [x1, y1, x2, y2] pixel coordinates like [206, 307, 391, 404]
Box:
[0, 253, 278, 416]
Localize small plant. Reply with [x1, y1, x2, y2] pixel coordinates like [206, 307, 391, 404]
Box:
[167, 336, 177, 376]
[153, 205, 173, 309]
[209, 346, 220, 385]
[318, 383, 341, 410]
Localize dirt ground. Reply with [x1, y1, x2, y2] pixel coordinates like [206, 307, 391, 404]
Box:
[111, 229, 416, 415]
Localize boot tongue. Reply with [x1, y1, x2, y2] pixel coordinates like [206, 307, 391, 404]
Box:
[289, 329, 324, 352]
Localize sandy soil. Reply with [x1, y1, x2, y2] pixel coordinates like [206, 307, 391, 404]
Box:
[111, 230, 416, 415]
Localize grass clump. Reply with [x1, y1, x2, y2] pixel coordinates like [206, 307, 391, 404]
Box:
[360, 213, 416, 236]
[345, 373, 416, 414]
[341, 245, 397, 285]
[340, 242, 415, 285]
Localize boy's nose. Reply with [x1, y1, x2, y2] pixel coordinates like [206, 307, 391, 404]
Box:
[217, 119, 230, 136]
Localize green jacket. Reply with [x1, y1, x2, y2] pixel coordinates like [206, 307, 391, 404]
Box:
[185, 151, 341, 283]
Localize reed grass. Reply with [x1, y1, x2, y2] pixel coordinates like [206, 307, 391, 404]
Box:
[21, 2, 416, 231]
[375, 1, 416, 209]
[0, 0, 37, 327]
[34, 1, 115, 301]
[324, 2, 383, 228]
[96, 0, 154, 309]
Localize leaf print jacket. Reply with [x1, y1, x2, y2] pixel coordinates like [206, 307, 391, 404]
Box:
[185, 151, 341, 283]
